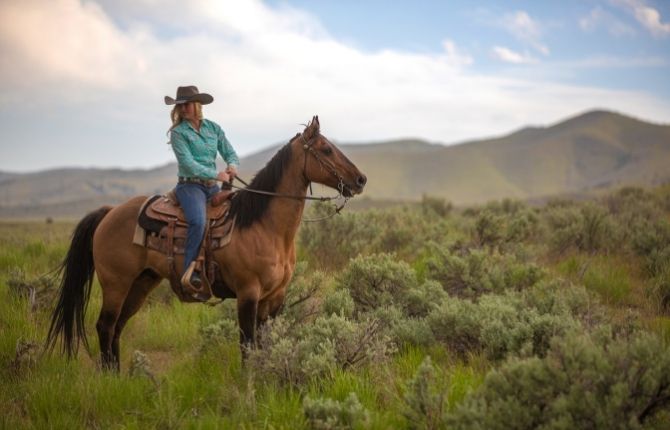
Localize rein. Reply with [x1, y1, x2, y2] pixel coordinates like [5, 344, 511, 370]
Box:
[230, 176, 340, 202]
[228, 133, 351, 221]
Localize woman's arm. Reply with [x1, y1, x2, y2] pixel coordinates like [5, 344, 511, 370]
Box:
[216, 127, 240, 170]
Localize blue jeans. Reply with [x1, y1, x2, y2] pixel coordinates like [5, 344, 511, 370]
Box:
[174, 182, 220, 272]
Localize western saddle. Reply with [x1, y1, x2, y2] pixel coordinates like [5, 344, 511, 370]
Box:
[133, 189, 236, 302]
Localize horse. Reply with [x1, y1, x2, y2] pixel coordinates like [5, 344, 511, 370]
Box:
[46, 116, 367, 370]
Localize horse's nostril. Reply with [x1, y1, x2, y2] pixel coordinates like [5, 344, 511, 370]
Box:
[357, 175, 367, 187]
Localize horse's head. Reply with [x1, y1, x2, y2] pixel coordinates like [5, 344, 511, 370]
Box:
[298, 116, 366, 197]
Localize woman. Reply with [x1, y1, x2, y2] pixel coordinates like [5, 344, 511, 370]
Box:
[165, 85, 240, 296]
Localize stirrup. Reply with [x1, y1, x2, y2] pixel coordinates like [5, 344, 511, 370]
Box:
[181, 261, 210, 301]
[181, 261, 206, 295]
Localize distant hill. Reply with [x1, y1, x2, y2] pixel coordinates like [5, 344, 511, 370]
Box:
[343, 110, 670, 205]
[1, 110, 669, 218]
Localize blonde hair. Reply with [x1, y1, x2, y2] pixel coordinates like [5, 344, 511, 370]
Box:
[167, 102, 203, 135]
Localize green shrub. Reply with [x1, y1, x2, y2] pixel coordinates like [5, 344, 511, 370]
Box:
[200, 318, 239, 346]
[606, 187, 664, 220]
[303, 392, 369, 430]
[421, 194, 453, 218]
[336, 253, 420, 315]
[472, 210, 504, 248]
[282, 262, 326, 324]
[249, 314, 395, 386]
[425, 247, 544, 298]
[427, 291, 582, 360]
[579, 202, 612, 252]
[370, 305, 435, 347]
[367, 206, 456, 260]
[523, 280, 603, 329]
[300, 202, 460, 267]
[544, 202, 613, 254]
[299, 203, 380, 268]
[649, 268, 670, 312]
[402, 357, 445, 430]
[426, 298, 480, 355]
[403, 280, 448, 318]
[446, 332, 670, 429]
[504, 210, 540, 244]
[321, 288, 356, 319]
[128, 350, 156, 382]
[468, 202, 540, 250]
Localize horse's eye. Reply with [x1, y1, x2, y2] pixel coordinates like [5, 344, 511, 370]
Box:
[322, 146, 333, 156]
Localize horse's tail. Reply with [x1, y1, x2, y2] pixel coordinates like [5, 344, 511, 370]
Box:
[46, 206, 113, 357]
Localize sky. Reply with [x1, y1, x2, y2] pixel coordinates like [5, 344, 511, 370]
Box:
[0, 0, 669, 173]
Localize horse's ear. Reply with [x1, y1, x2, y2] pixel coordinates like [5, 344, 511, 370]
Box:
[304, 115, 320, 139]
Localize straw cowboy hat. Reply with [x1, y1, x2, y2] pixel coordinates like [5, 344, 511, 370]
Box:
[164, 85, 213, 105]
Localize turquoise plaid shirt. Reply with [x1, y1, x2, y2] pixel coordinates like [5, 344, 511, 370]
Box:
[170, 119, 240, 180]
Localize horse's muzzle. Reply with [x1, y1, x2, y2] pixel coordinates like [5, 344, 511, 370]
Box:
[343, 174, 367, 197]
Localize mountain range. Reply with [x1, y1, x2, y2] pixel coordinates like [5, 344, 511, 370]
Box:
[1, 110, 669, 218]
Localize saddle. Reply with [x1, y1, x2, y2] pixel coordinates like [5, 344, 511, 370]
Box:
[133, 190, 237, 303]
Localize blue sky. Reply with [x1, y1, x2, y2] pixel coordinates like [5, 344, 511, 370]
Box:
[0, 0, 669, 172]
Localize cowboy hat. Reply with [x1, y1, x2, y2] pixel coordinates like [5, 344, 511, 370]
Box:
[164, 85, 214, 105]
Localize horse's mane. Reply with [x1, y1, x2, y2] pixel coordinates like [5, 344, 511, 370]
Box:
[228, 136, 298, 229]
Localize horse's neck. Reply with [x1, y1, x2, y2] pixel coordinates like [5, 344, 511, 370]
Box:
[260, 163, 307, 244]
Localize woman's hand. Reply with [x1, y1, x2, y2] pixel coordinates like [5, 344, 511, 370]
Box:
[216, 171, 230, 183]
[225, 165, 238, 179]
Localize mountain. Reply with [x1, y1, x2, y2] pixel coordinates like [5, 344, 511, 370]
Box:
[342, 110, 670, 205]
[1, 110, 668, 218]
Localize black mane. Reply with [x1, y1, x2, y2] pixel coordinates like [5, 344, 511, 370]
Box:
[228, 139, 296, 229]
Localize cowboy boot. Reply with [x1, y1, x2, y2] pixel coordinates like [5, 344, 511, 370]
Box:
[181, 261, 210, 302]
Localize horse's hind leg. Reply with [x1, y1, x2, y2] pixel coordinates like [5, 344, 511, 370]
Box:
[96, 274, 134, 371]
[111, 269, 162, 367]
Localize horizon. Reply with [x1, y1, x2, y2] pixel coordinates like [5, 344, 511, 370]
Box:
[1, 0, 669, 172]
[0, 107, 664, 175]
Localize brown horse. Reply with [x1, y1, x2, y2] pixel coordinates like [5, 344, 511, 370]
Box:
[46, 116, 366, 370]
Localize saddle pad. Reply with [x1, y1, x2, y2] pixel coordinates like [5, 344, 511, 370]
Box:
[137, 195, 165, 234]
[148, 192, 232, 224]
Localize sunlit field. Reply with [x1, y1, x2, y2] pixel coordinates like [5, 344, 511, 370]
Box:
[2, 186, 670, 429]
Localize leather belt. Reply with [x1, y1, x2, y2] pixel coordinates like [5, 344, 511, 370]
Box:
[178, 177, 217, 187]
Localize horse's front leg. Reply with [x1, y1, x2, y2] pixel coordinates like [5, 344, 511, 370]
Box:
[237, 289, 259, 360]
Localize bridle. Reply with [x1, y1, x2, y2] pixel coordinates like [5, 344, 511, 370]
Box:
[229, 132, 351, 219]
[300, 133, 347, 197]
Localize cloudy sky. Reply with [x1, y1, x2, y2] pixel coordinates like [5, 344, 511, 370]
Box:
[1, 0, 669, 172]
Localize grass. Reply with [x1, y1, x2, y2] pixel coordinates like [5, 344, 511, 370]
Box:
[0, 272, 484, 430]
[0, 247, 459, 429]
[555, 253, 636, 305]
[1, 190, 669, 429]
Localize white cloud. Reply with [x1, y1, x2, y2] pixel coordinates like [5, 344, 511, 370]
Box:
[0, 0, 669, 171]
[613, 0, 670, 37]
[501, 11, 549, 55]
[491, 46, 536, 64]
[0, 0, 139, 91]
[579, 6, 636, 36]
[441, 39, 474, 67]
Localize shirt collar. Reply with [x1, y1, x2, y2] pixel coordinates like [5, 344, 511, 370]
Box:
[179, 118, 209, 135]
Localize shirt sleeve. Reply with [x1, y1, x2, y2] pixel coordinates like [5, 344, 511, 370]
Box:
[170, 130, 218, 179]
[217, 127, 240, 168]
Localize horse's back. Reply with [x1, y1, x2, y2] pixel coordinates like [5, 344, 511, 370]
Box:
[93, 196, 150, 277]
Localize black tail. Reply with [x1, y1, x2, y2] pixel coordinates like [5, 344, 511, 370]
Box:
[46, 206, 112, 357]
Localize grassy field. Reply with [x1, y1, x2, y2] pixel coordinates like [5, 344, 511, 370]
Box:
[1, 186, 670, 429]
